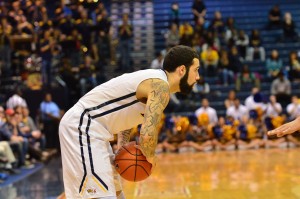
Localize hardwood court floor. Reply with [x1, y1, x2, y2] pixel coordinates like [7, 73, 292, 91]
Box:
[122, 148, 300, 199]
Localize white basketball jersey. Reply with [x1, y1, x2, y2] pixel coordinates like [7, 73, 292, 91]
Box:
[74, 69, 168, 138]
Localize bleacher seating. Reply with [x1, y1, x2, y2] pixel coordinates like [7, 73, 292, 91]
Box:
[153, 0, 300, 116]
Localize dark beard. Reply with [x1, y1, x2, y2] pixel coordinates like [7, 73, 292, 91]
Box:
[179, 69, 194, 95]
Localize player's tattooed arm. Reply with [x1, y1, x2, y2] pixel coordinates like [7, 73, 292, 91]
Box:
[139, 79, 170, 163]
[117, 129, 132, 149]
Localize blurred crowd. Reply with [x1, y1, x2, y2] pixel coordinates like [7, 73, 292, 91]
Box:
[151, 0, 300, 153]
[0, 0, 115, 98]
[154, 1, 300, 90]
[0, 90, 61, 182]
[112, 87, 300, 154]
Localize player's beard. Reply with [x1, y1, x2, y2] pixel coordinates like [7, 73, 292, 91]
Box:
[179, 68, 194, 95]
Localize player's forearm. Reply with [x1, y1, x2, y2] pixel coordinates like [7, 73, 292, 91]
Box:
[139, 130, 158, 159]
[139, 79, 169, 161]
[117, 129, 131, 149]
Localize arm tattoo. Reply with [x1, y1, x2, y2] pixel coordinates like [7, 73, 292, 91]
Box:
[118, 129, 131, 149]
[139, 80, 170, 158]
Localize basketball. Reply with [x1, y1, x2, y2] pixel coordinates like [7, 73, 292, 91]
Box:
[114, 142, 152, 182]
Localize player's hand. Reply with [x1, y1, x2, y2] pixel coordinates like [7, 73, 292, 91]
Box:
[268, 117, 300, 137]
[135, 144, 157, 173]
[146, 155, 157, 174]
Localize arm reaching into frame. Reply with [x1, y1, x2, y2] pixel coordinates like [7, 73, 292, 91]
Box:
[139, 79, 170, 165]
[268, 117, 300, 137]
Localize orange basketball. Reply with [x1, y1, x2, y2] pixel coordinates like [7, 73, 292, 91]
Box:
[114, 142, 152, 182]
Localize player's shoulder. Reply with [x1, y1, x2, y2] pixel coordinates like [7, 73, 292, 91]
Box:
[136, 78, 170, 101]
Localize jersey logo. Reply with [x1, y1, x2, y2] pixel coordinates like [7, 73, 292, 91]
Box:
[87, 188, 97, 194]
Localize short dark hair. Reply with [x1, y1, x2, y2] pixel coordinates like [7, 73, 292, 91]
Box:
[163, 45, 199, 72]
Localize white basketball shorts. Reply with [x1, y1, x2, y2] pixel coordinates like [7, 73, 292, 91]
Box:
[59, 106, 122, 199]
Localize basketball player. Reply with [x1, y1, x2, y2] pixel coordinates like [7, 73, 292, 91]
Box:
[268, 116, 300, 137]
[59, 45, 200, 199]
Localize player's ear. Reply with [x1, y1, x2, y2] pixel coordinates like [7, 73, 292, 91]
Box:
[177, 65, 186, 76]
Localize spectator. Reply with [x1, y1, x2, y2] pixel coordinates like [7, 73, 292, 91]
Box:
[93, 9, 111, 68]
[265, 95, 282, 117]
[191, 33, 204, 54]
[286, 95, 300, 121]
[165, 23, 180, 47]
[150, 52, 164, 69]
[60, 28, 82, 68]
[202, 31, 221, 52]
[191, 0, 206, 24]
[271, 72, 291, 108]
[191, 78, 210, 100]
[0, 17, 12, 74]
[225, 17, 238, 48]
[79, 55, 97, 96]
[30, 0, 48, 23]
[211, 116, 236, 151]
[228, 46, 243, 74]
[0, 141, 17, 173]
[0, 108, 28, 167]
[267, 4, 281, 30]
[194, 16, 206, 37]
[91, 1, 106, 25]
[236, 116, 263, 150]
[201, 45, 219, 76]
[169, 2, 180, 26]
[246, 29, 266, 61]
[13, 106, 51, 163]
[20, 107, 46, 151]
[118, 13, 133, 72]
[39, 29, 56, 87]
[288, 51, 300, 82]
[226, 98, 248, 121]
[218, 49, 234, 85]
[76, 10, 93, 52]
[224, 90, 236, 109]
[16, 15, 34, 35]
[39, 93, 61, 150]
[235, 30, 249, 59]
[209, 11, 225, 36]
[235, 65, 260, 91]
[0, 106, 5, 127]
[179, 21, 194, 46]
[6, 89, 28, 109]
[266, 49, 283, 79]
[195, 98, 218, 125]
[245, 87, 265, 111]
[281, 12, 299, 42]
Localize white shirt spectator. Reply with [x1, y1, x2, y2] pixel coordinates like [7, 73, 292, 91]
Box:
[286, 103, 300, 120]
[192, 82, 210, 94]
[6, 94, 27, 109]
[244, 95, 266, 111]
[265, 102, 282, 117]
[195, 106, 218, 124]
[150, 58, 164, 69]
[226, 104, 248, 120]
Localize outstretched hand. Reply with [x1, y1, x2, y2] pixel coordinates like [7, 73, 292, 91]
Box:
[268, 117, 300, 137]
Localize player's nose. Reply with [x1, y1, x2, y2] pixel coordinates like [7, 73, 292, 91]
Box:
[196, 73, 200, 81]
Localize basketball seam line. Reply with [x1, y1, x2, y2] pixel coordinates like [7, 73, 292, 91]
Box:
[122, 145, 143, 156]
[115, 159, 148, 161]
